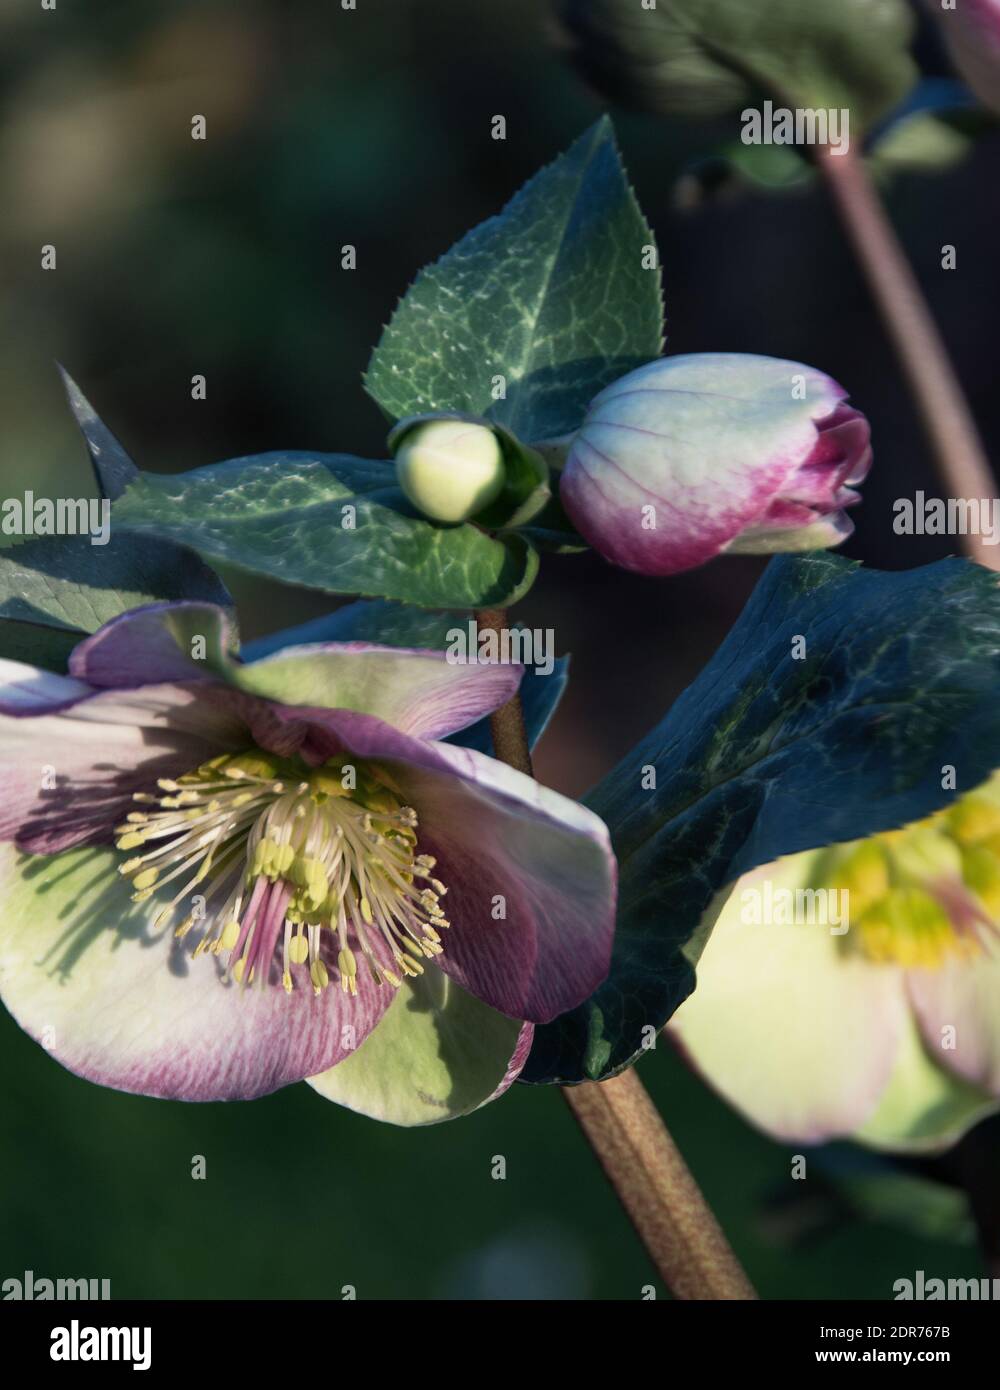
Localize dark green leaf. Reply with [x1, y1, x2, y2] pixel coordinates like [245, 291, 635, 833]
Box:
[471, 428, 551, 531]
[365, 117, 663, 442]
[0, 531, 232, 667]
[523, 554, 1000, 1085]
[112, 453, 539, 610]
[0, 620, 79, 674]
[0, 372, 230, 673]
[59, 367, 139, 501]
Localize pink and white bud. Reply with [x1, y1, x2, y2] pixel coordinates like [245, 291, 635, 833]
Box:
[559, 353, 871, 576]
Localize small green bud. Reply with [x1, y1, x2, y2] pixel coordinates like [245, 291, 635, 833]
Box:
[394, 419, 505, 523]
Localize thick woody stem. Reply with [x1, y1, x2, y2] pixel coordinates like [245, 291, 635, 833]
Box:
[562, 1067, 757, 1299]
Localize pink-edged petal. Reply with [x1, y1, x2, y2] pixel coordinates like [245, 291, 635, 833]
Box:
[391, 743, 616, 1023]
[234, 704, 617, 1024]
[72, 601, 525, 739]
[670, 855, 910, 1142]
[0, 683, 248, 852]
[69, 602, 236, 688]
[789, 404, 872, 495]
[906, 955, 1000, 1097]
[0, 842, 392, 1101]
[236, 641, 524, 740]
[307, 964, 533, 1125]
[0, 657, 92, 714]
[488, 1018, 536, 1102]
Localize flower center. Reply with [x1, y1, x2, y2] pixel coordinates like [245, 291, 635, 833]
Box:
[115, 751, 449, 996]
[824, 783, 1000, 969]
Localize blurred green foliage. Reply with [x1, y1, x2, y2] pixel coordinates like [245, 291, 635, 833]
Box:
[1, 1004, 981, 1299]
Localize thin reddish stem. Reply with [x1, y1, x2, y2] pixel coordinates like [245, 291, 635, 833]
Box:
[816, 145, 998, 570]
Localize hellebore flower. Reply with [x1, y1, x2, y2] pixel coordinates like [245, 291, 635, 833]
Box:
[670, 777, 1000, 1152]
[394, 418, 506, 523]
[559, 354, 872, 576]
[0, 603, 616, 1125]
[929, 0, 1000, 116]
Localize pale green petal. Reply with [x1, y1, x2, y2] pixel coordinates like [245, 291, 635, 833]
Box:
[237, 642, 522, 740]
[72, 602, 523, 739]
[854, 1006, 999, 1155]
[670, 851, 910, 1143]
[0, 843, 387, 1100]
[307, 964, 531, 1126]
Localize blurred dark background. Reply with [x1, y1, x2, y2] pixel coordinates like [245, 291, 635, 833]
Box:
[1, 0, 997, 1298]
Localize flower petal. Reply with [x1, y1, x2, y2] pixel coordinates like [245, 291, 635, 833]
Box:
[669, 853, 910, 1142]
[72, 601, 525, 739]
[0, 842, 391, 1101]
[852, 1003, 998, 1154]
[906, 955, 1000, 1098]
[792, 404, 872, 498]
[394, 743, 616, 1022]
[243, 705, 617, 1023]
[725, 507, 854, 555]
[0, 657, 92, 714]
[237, 642, 524, 740]
[68, 603, 236, 688]
[0, 683, 248, 853]
[307, 964, 533, 1125]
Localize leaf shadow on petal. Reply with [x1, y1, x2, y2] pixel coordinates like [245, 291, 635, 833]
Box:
[19, 848, 170, 983]
[18, 750, 210, 854]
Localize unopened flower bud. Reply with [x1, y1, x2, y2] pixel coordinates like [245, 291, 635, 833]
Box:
[559, 353, 871, 576]
[394, 419, 505, 524]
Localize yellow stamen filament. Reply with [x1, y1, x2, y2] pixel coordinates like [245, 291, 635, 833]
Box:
[115, 751, 452, 999]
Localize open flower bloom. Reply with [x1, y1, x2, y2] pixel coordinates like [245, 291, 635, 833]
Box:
[559, 354, 871, 576]
[670, 776, 1000, 1152]
[0, 603, 616, 1125]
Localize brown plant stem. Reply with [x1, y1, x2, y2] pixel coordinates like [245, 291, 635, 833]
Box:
[562, 1067, 757, 1299]
[477, 607, 534, 776]
[476, 607, 757, 1299]
[815, 145, 998, 571]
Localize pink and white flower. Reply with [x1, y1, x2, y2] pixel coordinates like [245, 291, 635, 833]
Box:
[0, 603, 616, 1125]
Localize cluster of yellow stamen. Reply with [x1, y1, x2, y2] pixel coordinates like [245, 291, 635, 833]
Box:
[822, 782, 1000, 969]
[116, 751, 450, 996]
